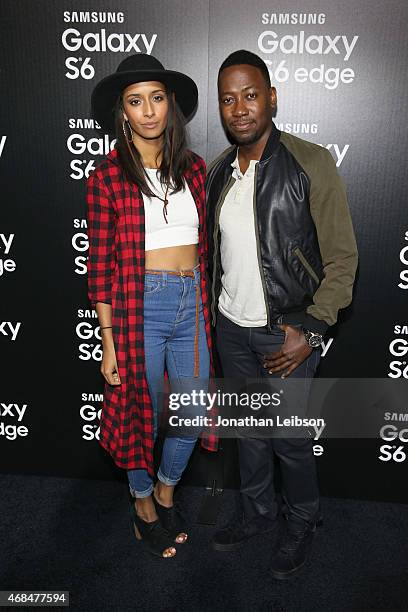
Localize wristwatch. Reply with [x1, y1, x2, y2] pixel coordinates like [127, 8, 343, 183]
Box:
[302, 328, 324, 348]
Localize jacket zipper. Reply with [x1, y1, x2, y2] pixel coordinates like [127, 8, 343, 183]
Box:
[252, 163, 272, 331]
[293, 247, 320, 284]
[211, 176, 236, 325]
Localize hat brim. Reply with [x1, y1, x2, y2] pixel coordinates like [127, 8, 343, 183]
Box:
[91, 69, 198, 134]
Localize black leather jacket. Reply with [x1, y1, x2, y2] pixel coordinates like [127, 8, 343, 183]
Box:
[205, 124, 358, 335]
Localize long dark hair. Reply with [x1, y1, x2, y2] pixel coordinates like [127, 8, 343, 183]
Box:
[114, 88, 192, 198]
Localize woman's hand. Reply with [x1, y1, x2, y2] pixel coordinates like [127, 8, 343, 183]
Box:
[101, 344, 121, 385]
[95, 304, 121, 385]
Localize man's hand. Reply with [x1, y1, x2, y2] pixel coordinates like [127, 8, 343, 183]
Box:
[263, 325, 312, 378]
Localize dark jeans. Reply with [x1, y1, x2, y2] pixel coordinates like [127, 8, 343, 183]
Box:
[216, 311, 321, 525]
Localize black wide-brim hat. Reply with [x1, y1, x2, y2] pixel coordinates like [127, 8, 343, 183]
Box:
[91, 53, 198, 135]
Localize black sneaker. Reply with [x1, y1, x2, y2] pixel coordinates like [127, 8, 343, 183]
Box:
[212, 517, 277, 552]
[270, 518, 320, 579]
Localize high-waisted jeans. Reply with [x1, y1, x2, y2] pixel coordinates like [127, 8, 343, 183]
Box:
[127, 266, 210, 498]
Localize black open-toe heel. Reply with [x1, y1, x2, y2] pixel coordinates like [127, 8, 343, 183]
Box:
[153, 494, 188, 544]
[131, 503, 177, 558]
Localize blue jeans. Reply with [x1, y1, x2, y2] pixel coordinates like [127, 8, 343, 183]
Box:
[127, 266, 210, 498]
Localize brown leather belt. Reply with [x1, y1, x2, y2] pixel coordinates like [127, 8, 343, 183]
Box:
[145, 269, 195, 278]
[144, 266, 200, 377]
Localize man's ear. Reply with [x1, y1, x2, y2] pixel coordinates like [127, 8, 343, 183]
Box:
[270, 86, 277, 109]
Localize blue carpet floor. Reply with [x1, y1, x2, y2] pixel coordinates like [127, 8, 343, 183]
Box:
[1, 474, 407, 612]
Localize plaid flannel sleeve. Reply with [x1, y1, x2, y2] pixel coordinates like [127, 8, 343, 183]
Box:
[86, 172, 117, 308]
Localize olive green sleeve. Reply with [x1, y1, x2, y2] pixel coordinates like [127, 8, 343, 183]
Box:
[306, 147, 358, 328]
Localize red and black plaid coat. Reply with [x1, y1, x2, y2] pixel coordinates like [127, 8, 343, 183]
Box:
[86, 147, 217, 474]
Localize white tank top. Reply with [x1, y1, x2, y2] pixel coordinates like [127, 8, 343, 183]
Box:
[142, 168, 199, 251]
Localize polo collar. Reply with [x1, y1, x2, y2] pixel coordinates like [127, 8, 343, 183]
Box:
[231, 151, 258, 178]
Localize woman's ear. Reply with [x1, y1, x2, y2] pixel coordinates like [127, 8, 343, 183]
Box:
[120, 100, 128, 122]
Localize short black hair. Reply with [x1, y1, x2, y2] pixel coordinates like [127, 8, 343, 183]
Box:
[218, 49, 271, 87]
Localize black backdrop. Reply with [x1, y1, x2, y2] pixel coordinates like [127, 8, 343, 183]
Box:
[1, 0, 407, 503]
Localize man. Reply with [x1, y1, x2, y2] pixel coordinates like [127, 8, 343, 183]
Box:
[206, 50, 358, 579]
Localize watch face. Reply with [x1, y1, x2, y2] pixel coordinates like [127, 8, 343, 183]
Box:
[309, 335, 323, 348]
[304, 330, 323, 347]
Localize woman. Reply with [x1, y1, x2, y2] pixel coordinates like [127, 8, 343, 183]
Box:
[87, 54, 216, 558]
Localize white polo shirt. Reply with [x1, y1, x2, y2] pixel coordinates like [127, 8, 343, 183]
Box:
[218, 152, 268, 327]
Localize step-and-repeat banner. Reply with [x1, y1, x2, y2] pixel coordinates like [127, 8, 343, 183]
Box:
[1, 0, 407, 502]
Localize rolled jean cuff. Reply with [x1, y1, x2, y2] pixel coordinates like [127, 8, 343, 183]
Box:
[128, 482, 154, 499]
[157, 468, 180, 487]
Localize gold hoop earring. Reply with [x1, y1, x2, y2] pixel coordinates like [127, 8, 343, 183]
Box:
[122, 119, 133, 143]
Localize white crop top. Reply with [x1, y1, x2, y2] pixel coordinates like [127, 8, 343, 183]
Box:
[142, 168, 199, 251]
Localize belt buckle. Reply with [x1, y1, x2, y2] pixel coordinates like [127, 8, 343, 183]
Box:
[180, 270, 185, 277]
